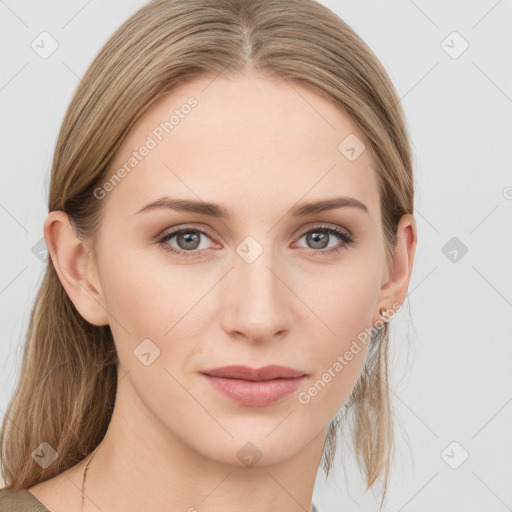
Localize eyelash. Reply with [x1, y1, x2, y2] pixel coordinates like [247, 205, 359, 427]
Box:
[157, 223, 354, 259]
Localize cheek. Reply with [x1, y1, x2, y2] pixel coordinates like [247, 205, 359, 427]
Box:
[295, 259, 382, 409]
[96, 243, 170, 354]
[302, 258, 381, 343]
[100, 241, 184, 325]
[98, 244, 210, 367]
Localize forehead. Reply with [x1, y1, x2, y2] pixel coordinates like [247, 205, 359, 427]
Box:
[102, 71, 380, 222]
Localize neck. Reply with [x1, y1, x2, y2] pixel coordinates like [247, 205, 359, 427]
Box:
[83, 375, 327, 512]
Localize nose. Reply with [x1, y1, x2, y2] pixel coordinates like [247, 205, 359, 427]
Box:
[221, 245, 293, 344]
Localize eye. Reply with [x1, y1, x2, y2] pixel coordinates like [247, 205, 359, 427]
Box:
[293, 224, 354, 256]
[157, 223, 354, 259]
[157, 227, 217, 258]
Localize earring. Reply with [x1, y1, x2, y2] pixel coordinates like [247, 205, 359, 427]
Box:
[379, 307, 388, 318]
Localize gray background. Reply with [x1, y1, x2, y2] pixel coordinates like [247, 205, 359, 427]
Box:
[1, 1, 511, 510]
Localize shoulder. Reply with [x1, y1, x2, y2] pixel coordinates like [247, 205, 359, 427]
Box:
[0, 489, 50, 511]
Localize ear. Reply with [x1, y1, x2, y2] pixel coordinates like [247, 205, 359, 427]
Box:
[373, 213, 417, 325]
[43, 211, 109, 326]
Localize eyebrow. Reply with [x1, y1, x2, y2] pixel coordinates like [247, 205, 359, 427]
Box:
[134, 195, 369, 218]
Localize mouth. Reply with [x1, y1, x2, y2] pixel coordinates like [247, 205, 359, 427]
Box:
[200, 365, 307, 407]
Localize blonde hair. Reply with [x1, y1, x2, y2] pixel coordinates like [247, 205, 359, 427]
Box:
[0, 0, 413, 508]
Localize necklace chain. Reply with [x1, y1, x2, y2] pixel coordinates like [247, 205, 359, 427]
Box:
[81, 447, 98, 512]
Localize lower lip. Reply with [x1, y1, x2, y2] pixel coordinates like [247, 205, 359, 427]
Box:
[201, 374, 306, 407]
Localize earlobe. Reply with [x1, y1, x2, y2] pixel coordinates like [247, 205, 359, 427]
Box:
[374, 213, 417, 324]
[43, 211, 110, 327]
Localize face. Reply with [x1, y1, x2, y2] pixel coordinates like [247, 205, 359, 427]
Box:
[87, 70, 390, 466]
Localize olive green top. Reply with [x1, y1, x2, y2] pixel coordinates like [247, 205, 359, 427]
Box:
[0, 489, 51, 511]
[0, 488, 320, 511]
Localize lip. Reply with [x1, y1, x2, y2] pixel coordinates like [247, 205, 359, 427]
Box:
[200, 365, 307, 407]
[202, 365, 306, 381]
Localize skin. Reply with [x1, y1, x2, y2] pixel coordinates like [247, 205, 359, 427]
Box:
[32, 68, 417, 512]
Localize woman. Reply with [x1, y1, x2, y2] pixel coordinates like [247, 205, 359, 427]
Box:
[0, 0, 417, 510]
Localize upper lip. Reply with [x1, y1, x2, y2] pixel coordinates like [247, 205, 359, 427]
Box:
[201, 365, 306, 381]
